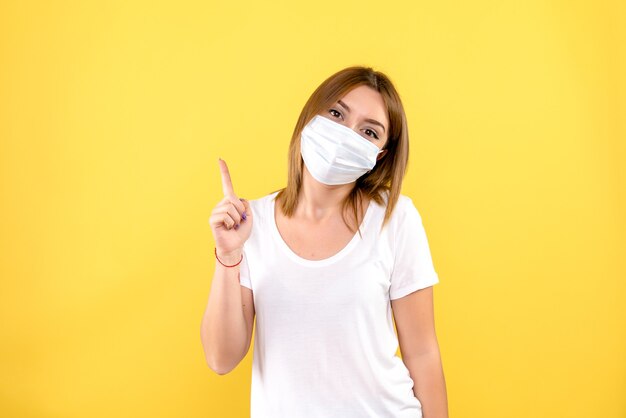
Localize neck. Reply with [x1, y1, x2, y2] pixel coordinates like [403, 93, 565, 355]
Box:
[297, 166, 356, 222]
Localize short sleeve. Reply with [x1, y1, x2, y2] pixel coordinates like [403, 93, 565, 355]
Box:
[389, 197, 440, 300]
[239, 250, 252, 289]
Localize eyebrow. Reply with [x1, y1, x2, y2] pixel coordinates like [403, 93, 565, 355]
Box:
[337, 100, 386, 133]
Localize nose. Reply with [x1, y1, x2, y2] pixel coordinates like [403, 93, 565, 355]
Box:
[342, 121, 360, 135]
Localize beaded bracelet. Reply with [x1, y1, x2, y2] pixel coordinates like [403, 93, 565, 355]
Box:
[214, 247, 243, 268]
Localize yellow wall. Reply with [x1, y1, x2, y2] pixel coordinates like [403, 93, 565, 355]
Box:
[1, 1, 624, 417]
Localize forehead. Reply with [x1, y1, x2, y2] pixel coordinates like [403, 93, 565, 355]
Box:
[337, 85, 389, 127]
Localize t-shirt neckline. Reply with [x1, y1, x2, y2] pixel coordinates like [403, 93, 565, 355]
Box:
[268, 191, 374, 267]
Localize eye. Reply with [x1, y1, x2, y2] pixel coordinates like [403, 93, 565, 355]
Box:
[364, 128, 379, 140]
[329, 108, 343, 119]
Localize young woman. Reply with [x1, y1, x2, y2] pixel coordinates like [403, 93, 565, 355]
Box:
[201, 66, 448, 418]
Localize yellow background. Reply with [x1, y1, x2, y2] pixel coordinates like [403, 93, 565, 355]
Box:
[1, 0, 624, 417]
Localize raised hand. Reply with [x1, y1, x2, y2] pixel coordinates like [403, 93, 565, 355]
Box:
[208, 158, 253, 264]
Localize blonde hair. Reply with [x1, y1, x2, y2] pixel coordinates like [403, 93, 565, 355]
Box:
[275, 66, 410, 234]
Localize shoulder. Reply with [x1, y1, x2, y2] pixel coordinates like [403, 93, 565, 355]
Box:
[395, 193, 415, 209]
[373, 189, 414, 209]
[391, 195, 423, 234]
[396, 194, 421, 216]
[248, 190, 278, 204]
[365, 192, 422, 236]
[378, 192, 422, 222]
[245, 190, 279, 221]
[247, 191, 276, 207]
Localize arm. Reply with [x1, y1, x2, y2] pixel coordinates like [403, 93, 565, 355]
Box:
[391, 286, 448, 418]
[200, 250, 255, 375]
[201, 159, 255, 375]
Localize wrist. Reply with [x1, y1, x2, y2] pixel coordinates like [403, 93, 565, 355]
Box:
[215, 248, 243, 267]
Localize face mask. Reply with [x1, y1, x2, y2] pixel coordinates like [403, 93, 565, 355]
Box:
[300, 115, 384, 186]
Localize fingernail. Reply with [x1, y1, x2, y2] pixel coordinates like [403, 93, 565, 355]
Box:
[234, 224, 240, 230]
[242, 212, 247, 220]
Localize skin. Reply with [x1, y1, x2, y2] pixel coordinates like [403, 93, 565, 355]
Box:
[214, 84, 448, 417]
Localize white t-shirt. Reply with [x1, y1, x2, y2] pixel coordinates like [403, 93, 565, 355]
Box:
[239, 190, 440, 418]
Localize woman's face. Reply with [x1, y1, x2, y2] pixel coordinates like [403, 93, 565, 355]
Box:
[322, 85, 389, 156]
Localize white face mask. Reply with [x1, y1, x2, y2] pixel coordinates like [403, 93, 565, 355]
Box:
[300, 115, 384, 186]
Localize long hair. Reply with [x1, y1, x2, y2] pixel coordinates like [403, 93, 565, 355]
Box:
[275, 66, 410, 234]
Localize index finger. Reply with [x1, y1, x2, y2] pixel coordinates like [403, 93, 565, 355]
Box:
[218, 158, 236, 197]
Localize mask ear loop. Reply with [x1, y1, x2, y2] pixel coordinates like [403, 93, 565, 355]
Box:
[367, 146, 388, 174]
[366, 153, 380, 174]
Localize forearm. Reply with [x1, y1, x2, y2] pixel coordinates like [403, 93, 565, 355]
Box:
[403, 349, 449, 418]
[200, 250, 248, 374]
